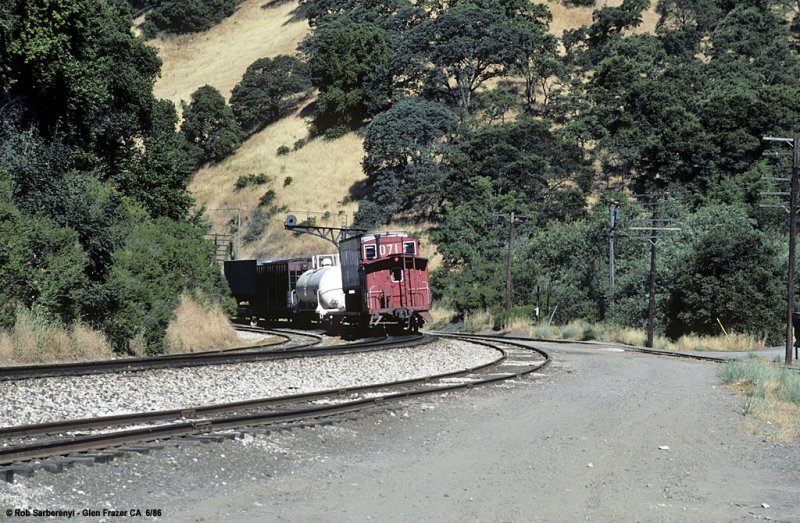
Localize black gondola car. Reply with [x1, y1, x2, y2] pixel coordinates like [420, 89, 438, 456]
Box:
[224, 255, 337, 323]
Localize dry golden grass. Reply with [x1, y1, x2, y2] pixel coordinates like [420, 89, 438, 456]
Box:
[0, 309, 114, 364]
[164, 295, 243, 354]
[191, 112, 364, 258]
[428, 304, 459, 329]
[604, 326, 646, 346]
[464, 310, 496, 333]
[746, 397, 800, 441]
[547, 0, 659, 37]
[151, 0, 309, 105]
[502, 316, 535, 333]
[674, 332, 766, 352]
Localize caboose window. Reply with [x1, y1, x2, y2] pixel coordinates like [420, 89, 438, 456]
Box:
[391, 268, 403, 282]
[403, 241, 416, 255]
[364, 245, 377, 260]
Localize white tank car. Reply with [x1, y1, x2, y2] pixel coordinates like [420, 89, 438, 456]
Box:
[295, 265, 346, 318]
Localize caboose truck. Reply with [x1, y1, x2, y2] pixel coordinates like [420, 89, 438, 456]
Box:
[338, 232, 432, 332]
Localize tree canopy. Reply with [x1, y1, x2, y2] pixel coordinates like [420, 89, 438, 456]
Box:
[0, 0, 222, 354]
[180, 84, 244, 165]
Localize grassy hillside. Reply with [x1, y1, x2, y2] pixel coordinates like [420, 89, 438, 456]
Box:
[151, 0, 659, 260]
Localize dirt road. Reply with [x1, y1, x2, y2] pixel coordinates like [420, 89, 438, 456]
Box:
[4, 340, 798, 522]
[173, 341, 800, 521]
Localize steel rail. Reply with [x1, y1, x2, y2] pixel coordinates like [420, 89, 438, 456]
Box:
[0, 336, 549, 466]
[0, 337, 434, 441]
[434, 331, 800, 371]
[0, 330, 424, 382]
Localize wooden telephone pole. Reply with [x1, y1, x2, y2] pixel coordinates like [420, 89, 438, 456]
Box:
[608, 201, 620, 315]
[628, 194, 681, 348]
[762, 135, 800, 365]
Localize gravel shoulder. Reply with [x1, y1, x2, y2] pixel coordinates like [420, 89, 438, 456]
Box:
[3, 340, 799, 522]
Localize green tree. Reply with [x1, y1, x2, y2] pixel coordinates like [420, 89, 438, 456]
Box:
[445, 119, 592, 222]
[143, 0, 243, 36]
[180, 85, 243, 164]
[518, 216, 608, 323]
[230, 55, 312, 136]
[114, 100, 196, 219]
[432, 118, 592, 314]
[664, 205, 785, 342]
[399, 3, 540, 115]
[300, 0, 415, 27]
[0, 202, 89, 327]
[356, 97, 457, 227]
[102, 218, 227, 353]
[1, 0, 162, 171]
[431, 176, 508, 313]
[563, 0, 650, 69]
[307, 19, 393, 136]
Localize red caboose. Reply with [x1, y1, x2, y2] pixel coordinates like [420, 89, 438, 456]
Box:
[338, 232, 432, 331]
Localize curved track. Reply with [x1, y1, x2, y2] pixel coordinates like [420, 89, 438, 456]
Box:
[0, 333, 549, 471]
[0, 328, 431, 381]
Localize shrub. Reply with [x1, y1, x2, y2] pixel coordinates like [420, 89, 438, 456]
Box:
[244, 209, 266, 242]
[258, 190, 276, 207]
[555, 320, 600, 341]
[165, 294, 241, 354]
[529, 323, 556, 339]
[283, 176, 293, 187]
[293, 138, 307, 151]
[102, 218, 227, 354]
[277, 145, 291, 156]
[234, 173, 269, 191]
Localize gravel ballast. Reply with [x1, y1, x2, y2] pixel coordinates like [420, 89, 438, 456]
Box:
[0, 340, 499, 428]
[2, 340, 799, 521]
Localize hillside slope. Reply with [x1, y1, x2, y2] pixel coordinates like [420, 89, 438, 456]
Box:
[151, 0, 658, 259]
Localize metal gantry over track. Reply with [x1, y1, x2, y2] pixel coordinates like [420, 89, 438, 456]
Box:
[283, 212, 364, 247]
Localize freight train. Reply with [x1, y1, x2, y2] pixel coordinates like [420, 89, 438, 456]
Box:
[224, 232, 432, 332]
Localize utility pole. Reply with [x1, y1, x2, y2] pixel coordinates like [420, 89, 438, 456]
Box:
[505, 211, 515, 311]
[788, 137, 800, 366]
[629, 194, 681, 348]
[495, 211, 528, 311]
[608, 200, 619, 315]
[646, 205, 658, 348]
[762, 136, 800, 365]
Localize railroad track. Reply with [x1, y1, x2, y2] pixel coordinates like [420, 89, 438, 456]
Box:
[0, 328, 428, 382]
[0, 334, 550, 479]
[454, 331, 800, 378]
[448, 331, 751, 362]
